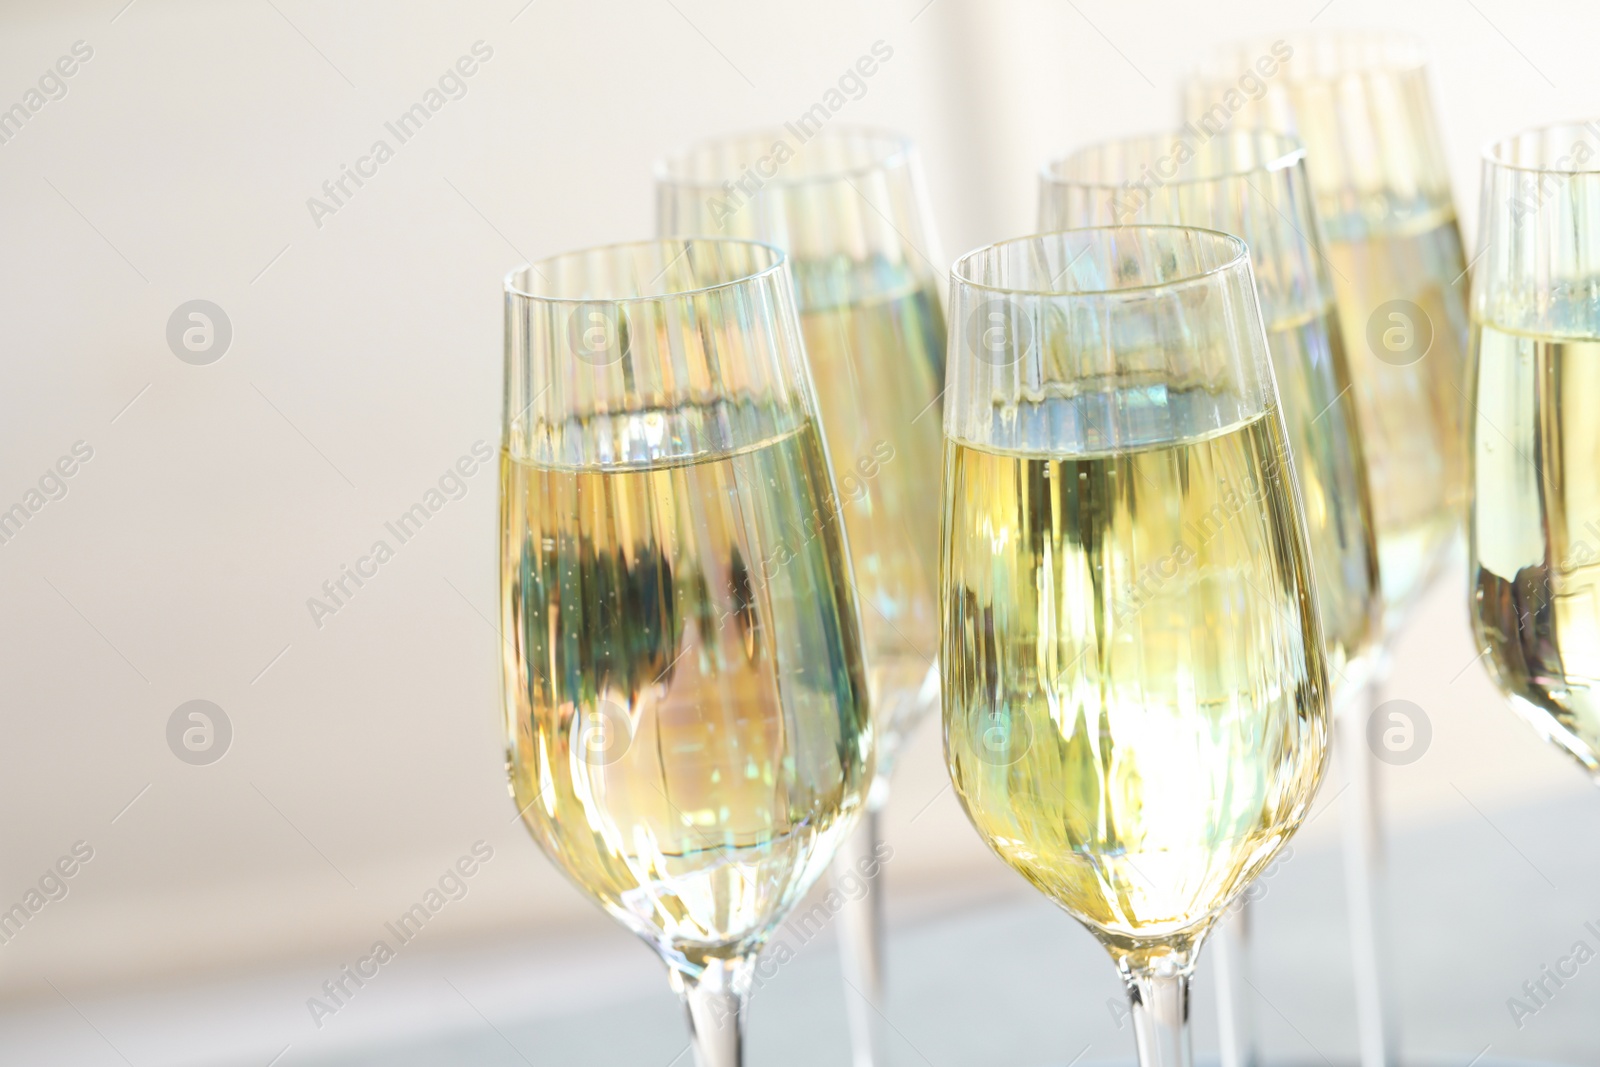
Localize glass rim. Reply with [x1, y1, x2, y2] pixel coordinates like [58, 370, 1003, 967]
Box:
[1040, 129, 1307, 190]
[1194, 29, 1427, 82]
[1482, 119, 1600, 175]
[951, 225, 1251, 299]
[653, 124, 914, 191]
[504, 237, 788, 305]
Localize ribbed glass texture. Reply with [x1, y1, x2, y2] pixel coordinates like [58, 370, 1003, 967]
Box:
[656, 127, 947, 785]
[1185, 32, 1469, 633]
[1475, 121, 1600, 335]
[503, 238, 815, 468]
[940, 227, 1329, 1067]
[1040, 132, 1380, 695]
[1468, 121, 1600, 782]
[656, 127, 943, 312]
[500, 237, 873, 1067]
[944, 227, 1276, 451]
[1184, 33, 1452, 238]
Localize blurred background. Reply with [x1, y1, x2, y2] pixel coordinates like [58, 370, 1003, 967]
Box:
[2, 0, 1599, 1063]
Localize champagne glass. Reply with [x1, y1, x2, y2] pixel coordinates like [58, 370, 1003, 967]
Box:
[1187, 36, 1470, 1065]
[941, 226, 1331, 1067]
[1187, 31, 1468, 633]
[501, 237, 873, 1067]
[1470, 120, 1600, 777]
[657, 127, 945, 1066]
[1040, 131, 1380, 1067]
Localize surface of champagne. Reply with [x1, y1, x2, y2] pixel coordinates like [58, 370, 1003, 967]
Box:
[941, 405, 1328, 949]
[1266, 306, 1380, 693]
[501, 421, 872, 966]
[800, 283, 945, 777]
[1470, 321, 1600, 776]
[1324, 214, 1470, 632]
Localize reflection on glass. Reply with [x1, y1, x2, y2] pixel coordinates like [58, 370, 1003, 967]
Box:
[941, 227, 1330, 1067]
[657, 127, 946, 1067]
[1187, 32, 1469, 634]
[501, 238, 872, 1067]
[1470, 121, 1600, 779]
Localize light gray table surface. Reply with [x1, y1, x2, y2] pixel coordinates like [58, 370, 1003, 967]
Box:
[274, 787, 1599, 1067]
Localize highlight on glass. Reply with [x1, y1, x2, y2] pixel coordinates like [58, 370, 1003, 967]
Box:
[501, 237, 873, 1067]
[1187, 31, 1470, 636]
[657, 125, 946, 1067]
[1469, 119, 1600, 782]
[940, 226, 1331, 1067]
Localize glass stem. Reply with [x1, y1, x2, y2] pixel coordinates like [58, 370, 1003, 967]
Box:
[1123, 963, 1193, 1067]
[1210, 902, 1257, 1067]
[670, 957, 755, 1067]
[1338, 672, 1397, 1067]
[836, 802, 890, 1067]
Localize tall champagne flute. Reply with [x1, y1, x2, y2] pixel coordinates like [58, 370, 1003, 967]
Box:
[1187, 37, 1470, 1065]
[1040, 131, 1381, 1067]
[657, 127, 945, 1066]
[1470, 121, 1600, 777]
[942, 226, 1331, 1067]
[1188, 33, 1469, 631]
[501, 237, 873, 1067]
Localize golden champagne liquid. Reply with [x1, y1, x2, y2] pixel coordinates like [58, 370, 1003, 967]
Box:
[1266, 306, 1380, 691]
[941, 407, 1328, 948]
[799, 283, 945, 772]
[1470, 321, 1600, 776]
[501, 421, 872, 963]
[1325, 214, 1470, 630]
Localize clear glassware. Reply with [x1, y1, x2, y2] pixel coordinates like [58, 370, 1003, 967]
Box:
[501, 237, 873, 1067]
[1186, 31, 1469, 636]
[1041, 131, 1382, 1067]
[1186, 38, 1471, 1065]
[1469, 120, 1600, 779]
[1041, 131, 1380, 694]
[656, 126, 946, 1067]
[941, 226, 1331, 1067]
